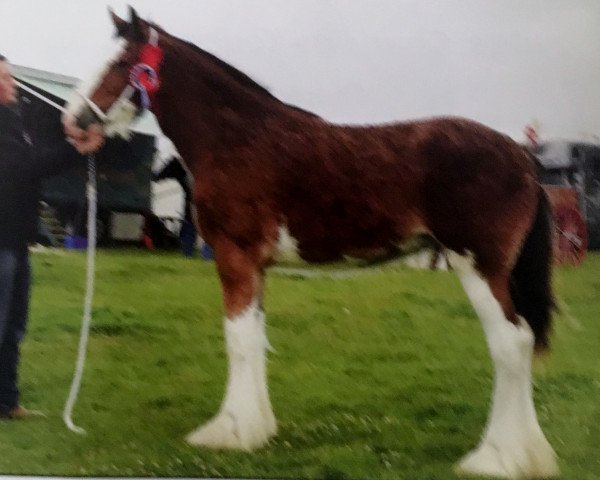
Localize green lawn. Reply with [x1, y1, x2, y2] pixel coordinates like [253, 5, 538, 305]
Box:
[0, 249, 599, 479]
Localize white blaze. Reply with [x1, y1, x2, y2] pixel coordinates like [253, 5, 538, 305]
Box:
[64, 39, 137, 139]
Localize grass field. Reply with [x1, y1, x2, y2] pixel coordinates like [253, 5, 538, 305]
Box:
[0, 249, 598, 479]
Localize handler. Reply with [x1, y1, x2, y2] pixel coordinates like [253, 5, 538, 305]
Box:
[0, 54, 104, 419]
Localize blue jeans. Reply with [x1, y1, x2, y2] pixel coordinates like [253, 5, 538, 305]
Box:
[179, 220, 197, 258]
[0, 248, 30, 413]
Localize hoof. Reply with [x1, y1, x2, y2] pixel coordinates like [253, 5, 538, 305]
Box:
[455, 440, 559, 479]
[186, 411, 275, 451]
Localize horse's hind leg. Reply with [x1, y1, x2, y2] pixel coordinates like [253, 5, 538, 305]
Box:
[186, 238, 276, 450]
[449, 253, 558, 479]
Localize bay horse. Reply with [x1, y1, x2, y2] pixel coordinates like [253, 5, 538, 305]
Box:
[64, 8, 559, 479]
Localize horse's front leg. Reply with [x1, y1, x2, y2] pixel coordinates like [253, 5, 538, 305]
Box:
[186, 239, 276, 450]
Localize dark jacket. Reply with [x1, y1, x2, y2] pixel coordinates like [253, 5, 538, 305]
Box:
[0, 103, 82, 249]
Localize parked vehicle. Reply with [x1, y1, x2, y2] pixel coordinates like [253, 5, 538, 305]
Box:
[534, 141, 600, 264]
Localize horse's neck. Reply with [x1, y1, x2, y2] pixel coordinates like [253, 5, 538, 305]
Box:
[154, 53, 283, 160]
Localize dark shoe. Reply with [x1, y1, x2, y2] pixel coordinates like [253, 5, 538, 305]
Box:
[0, 405, 45, 420]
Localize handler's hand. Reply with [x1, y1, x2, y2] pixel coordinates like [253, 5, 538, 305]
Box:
[65, 122, 105, 155]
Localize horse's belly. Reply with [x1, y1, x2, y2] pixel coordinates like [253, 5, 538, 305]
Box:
[274, 225, 404, 264]
[274, 225, 343, 263]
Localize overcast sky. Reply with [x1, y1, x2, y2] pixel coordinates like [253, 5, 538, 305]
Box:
[1, 0, 599, 141]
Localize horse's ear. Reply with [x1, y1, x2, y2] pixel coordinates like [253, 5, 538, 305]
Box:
[128, 5, 146, 42]
[109, 7, 129, 38]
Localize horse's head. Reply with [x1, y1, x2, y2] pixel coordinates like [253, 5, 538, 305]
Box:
[64, 6, 163, 138]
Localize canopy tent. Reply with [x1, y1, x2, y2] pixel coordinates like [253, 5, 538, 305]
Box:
[10, 64, 161, 246]
[13, 65, 157, 213]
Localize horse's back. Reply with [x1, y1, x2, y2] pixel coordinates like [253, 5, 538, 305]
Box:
[275, 116, 539, 267]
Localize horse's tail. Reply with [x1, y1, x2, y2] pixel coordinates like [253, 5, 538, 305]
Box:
[509, 188, 555, 352]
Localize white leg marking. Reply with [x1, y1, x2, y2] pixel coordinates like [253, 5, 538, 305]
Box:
[449, 253, 559, 479]
[255, 309, 277, 435]
[186, 301, 276, 450]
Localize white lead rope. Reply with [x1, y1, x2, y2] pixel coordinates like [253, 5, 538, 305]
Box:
[14, 80, 68, 114]
[15, 78, 98, 434]
[63, 154, 97, 434]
